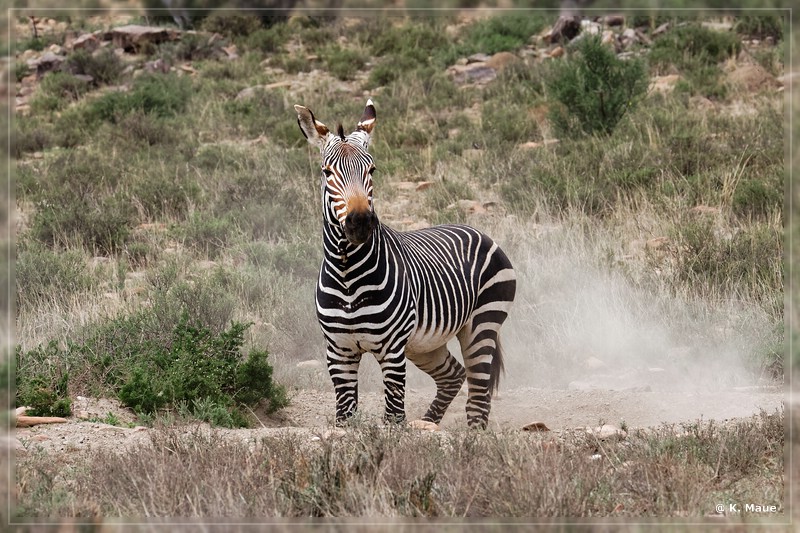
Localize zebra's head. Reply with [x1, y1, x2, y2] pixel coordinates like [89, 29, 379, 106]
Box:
[294, 99, 378, 246]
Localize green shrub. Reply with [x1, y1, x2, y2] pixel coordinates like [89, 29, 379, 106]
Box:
[85, 74, 192, 124]
[15, 242, 93, 310]
[436, 14, 549, 66]
[732, 177, 783, 219]
[15, 61, 30, 82]
[546, 35, 647, 137]
[115, 317, 287, 425]
[247, 25, 290, 53]
[322, 45, 366, 81]
[735, 15, 784, 41]
[201, 13, 262, 37]
[31, 72, 90, 112]
[15, 342, 72, 417]
[649, 23, 741, 99]
[65, 48, 124, 85]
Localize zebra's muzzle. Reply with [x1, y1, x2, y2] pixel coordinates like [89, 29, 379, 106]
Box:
[343, 209, 377, 245]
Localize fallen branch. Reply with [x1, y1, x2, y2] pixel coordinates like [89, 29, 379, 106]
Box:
[13, 406, 69, 428]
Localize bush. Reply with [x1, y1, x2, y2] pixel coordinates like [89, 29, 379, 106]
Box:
[201, 13, 262, 37]
[15, 342, 72, 417]
[85, 74, 192, 124]
[649, 23, 741, 98]
[116, 317, 287, 425]
[322, 45, 367, 81]
[16, 242, 94, 310]
[735, 15, 784, 41]
[64, 48, 124, 85]
[546, 35, 648, 137]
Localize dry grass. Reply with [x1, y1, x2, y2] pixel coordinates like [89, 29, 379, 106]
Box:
[14, 408, 784, 519]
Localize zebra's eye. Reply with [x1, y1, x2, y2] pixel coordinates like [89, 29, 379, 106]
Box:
[368, 166, 376, 175]
[322, 168, 333, 178]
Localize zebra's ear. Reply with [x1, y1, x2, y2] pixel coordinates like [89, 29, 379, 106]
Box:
[294, 104, 330, 151]
[356, 99, 376, 146]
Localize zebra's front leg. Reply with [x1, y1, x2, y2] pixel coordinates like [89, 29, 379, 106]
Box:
[326, 347, 362, 426]
[378, 353, 407, 424]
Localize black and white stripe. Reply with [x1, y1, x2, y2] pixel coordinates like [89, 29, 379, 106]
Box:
[295, 100, 516, 429]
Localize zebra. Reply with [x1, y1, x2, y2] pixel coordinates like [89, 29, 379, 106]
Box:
[294, 99, 516, 429]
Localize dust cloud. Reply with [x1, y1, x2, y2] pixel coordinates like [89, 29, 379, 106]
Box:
[498, 222, 779, 395]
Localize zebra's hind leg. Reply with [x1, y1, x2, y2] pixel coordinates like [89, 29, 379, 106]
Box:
[457, 325, 503, 430]
[326, 348, 362, 426]
[408, 345, 466, 425]
[378, 352, 407, 423]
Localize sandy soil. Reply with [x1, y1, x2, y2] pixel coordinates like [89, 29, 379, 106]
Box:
[13, 382, 785, 458]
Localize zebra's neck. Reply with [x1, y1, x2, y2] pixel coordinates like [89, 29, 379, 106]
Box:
[321, 217, 385, 279]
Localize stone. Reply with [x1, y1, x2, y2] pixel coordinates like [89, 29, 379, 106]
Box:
[448, 63, 497, 85]
[649, 74, 682, 94]
[27, 51, 65, 75]
[109, 25, 180, 52]
[727, 63, 779, 92]
[522, 421, 550, 432]
[601, 30, 617, 47]
[467, 52, 491, 64]
[652, 22, 670, 36]
[409, 420, 439, 432]
[580, 20, 601, 35]
[547, 16, 581, 43]
[71, 33, 100, 52]
[548, 46, 565, 59]
[604, 14, 625, 27]
[415, 182, 433, 192]
[587, 424, 627, 441]
[485, 51, 518, 71]
[518, 139, 559, 150]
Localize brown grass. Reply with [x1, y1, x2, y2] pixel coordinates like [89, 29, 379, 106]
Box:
[14, 409, 785, 520]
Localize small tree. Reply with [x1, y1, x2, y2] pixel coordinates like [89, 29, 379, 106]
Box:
[546, 35, 648, 137]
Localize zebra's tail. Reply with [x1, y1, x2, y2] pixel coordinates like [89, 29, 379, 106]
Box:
[489, 337, 506, 396]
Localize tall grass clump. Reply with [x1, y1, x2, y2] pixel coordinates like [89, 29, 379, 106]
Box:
[546, 35, 648, 137]
[649, 23, 741, 99]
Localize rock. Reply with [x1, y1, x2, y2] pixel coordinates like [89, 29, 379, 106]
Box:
[27, 51, 65, 76]
[546, 16, 581, 43]
[522, 421, 550, 432]
[236, 86, 264, 100]
[635, 29, 652, 46]
[409, 420, 439, 432]
[109, 25, 180, 52]
[518, 139, 559, 150]
[486, 51, 518, 71]
[467, 52, 491, 64]
[448, 63, 497, 85]
[727, 63, 779, 92]
[604, 14, 625, 27]
[620, 28, 638, 46]
[580, 20, 601, 35]
[296, 360, 323, 369]
[144, 58, 170, 74]
[71, 32, 100, 52]
[587, 424, 627, 441]
[548, 46, 565, 59]
[415, 181, 434, 192]
[649, 74, 681, 94]
[601, 30, 617, 47]
[652, 22, 670, 36]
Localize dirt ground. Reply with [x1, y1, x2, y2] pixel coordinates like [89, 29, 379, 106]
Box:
[13, 381, 785, 458]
